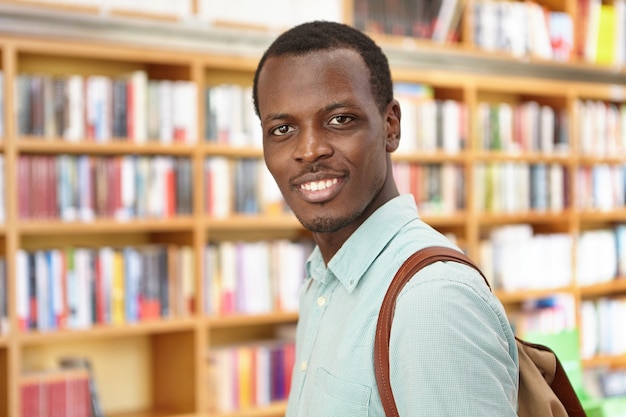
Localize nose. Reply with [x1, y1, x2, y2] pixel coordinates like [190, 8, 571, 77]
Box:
[292, 127, 333, 163]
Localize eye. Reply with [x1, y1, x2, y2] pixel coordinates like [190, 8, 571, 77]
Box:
[270, 124, 295, 136]
[328, 115, 353, 125]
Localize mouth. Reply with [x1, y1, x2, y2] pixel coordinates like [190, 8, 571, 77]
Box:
[296, 177, 343, 203]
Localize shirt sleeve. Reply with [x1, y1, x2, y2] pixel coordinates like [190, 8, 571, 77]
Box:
[388, 261, 519, 416]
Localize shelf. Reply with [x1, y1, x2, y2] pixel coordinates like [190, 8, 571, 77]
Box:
[578, 210, 626, 223]
[17, 138, 196, 155]
[203, 143, 262, 158]
[392, 150, 467, 164]
[17, 217, 196, 234]
[212, 401, 288, 417]
[580, 279, 626, 299]
[207, 312, 298, 329]
[17, 317, 198, 345]
[583, 354, 626, 369]
[205, 215, 303, 232]
[478, 210, 575, 226]
[494, 286, 576, 304]
[472, 150, 574, 164]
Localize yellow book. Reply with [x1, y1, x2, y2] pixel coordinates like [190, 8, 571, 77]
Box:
[237, 346, 253, 410]
[111, 250, 125, 325]
[596, 4, 616, 64]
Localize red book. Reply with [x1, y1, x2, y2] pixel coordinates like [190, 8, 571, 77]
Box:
[283, 342, 295, 398]
[166, 159, 175, 217]
[94, 253, 105, 325]
[48, 377, 67, 417]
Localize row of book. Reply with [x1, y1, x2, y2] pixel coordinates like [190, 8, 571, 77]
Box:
[472, 1, 573, 61]
[476, 102, 569, 154]
[7, 77, 626, 156]
[17, 154, 193, 221]
[204, 157, 287, 217]
[576, 165, 626, 212]
[205, 84, 261, 148]
[581, 297, 626, 358]
[474, 163, 568, 214]
[203, 240, 312, 316]
[576, 226, 626, 287]
[16, 71, 198, 144]
[479, 224, 573, 292]
[21, 357, 102, 417]
[480, 224, 626, 291]
[207, 338, 295, 413]
[11, 156, 626, 222]
[352, 0, 464, 42]
[577, 100, 626, 157]
[16, 244, 196, 332]
[394, 83, 467, 154]
[15, 238, 312, 333]
[393, 162, 465, 215]
[509, 295, 577, 337]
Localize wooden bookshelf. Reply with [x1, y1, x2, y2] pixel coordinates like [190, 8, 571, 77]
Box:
[0, 0, 626, 416]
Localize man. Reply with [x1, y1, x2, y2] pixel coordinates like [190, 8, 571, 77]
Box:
[253, 21, 518, 416]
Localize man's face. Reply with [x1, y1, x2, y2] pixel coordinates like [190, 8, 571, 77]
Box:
[257, 48, 399, 234]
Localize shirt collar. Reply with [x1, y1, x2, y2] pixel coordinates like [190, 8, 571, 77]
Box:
[305, 194, 419, 292]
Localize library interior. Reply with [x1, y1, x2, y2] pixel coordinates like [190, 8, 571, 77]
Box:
[1, 0, 626, 416]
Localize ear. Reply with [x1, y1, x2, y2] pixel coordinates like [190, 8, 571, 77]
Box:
[385, 99, 401, 152]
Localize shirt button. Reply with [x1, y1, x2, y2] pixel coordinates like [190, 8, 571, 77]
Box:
[317, 296, 326, 306]
[300, 361, 308, 372]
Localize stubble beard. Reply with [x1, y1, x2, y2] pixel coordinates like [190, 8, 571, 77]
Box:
[294, 210, 358, 233]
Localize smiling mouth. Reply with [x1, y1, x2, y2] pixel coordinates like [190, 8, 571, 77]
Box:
[300, 178, 339, 191]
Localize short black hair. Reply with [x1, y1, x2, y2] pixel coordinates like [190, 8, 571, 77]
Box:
[253, 20, 393, 116]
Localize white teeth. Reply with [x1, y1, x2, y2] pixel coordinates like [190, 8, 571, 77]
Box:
[301, 178, 338, 191]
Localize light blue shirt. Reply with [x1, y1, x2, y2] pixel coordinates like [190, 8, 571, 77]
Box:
[286, 194, 519, 416]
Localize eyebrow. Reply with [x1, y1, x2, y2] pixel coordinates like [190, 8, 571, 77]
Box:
[262, 100, 358, 125]
[263, 112, 289, 124]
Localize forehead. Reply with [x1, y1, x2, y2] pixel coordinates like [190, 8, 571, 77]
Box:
[256, 48, 374, 115]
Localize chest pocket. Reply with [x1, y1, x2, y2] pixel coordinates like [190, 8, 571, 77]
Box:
[309, 367, 372, 417]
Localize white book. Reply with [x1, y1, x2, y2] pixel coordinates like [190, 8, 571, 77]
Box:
[158, 80, 174, 144]
[78, 155, 95, 222]
[35, 251, 49, 331]
[0, 71, 3, 138]
[129, 70, 148, 143]
[549, 163, 564, 212]
[172, 81, 198, 144]
[275, 240, 303, 312]
[50, 250, 63, 328]
[219, 242, 237, 314]
[74, 248, 92, 329]
[15, 249, 29, 329]
[239, 242, 271, 314]
[432, 0, 459, 42]
[117, 155, 136, 221]
[442, 100, 461, 154]
[180, 245, 195, 316]
[206, 157, 232, 218]
[540, 105, 555, 153]
[64, 74, 85, 141]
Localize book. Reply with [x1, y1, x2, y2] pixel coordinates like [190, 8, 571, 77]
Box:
[58, 356, 104, 417]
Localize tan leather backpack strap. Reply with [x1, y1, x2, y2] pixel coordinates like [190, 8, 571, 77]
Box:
[374, 246, 484, 416]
